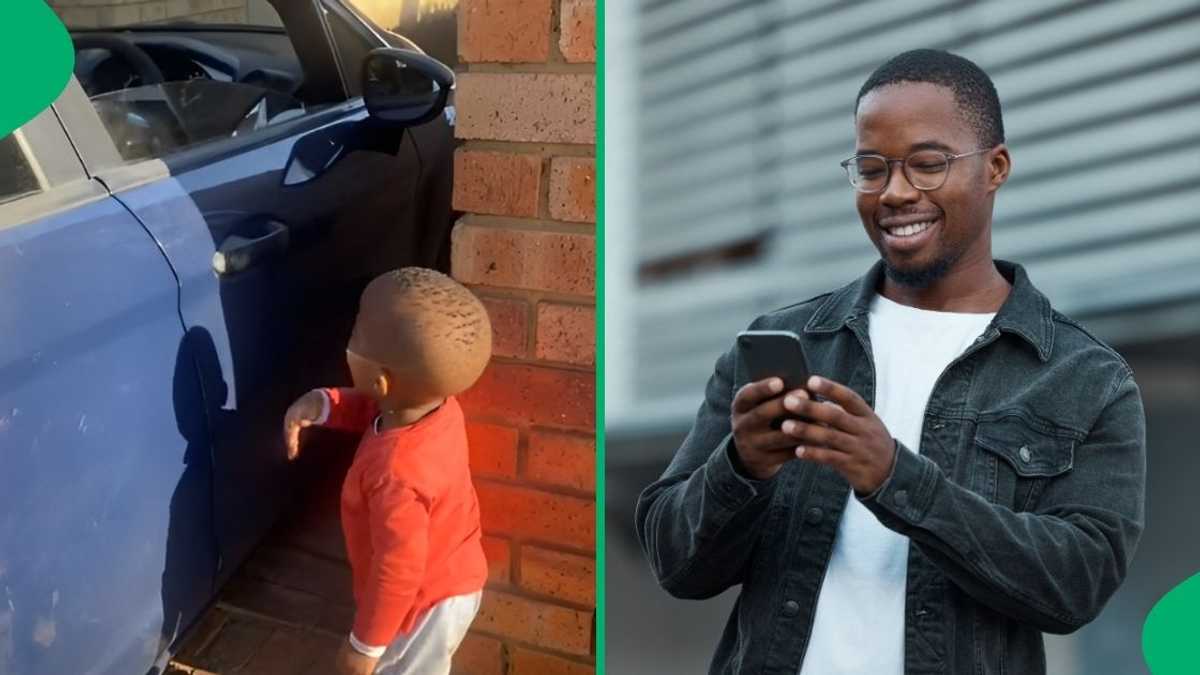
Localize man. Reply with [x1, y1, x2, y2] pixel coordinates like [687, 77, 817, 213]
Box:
[635, 49, 1146, 675]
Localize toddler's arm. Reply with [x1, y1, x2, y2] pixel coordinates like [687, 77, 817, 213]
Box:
[349, 477, 430, 654]
[319, 387, 379, 432]
[283, 388, 378, 459]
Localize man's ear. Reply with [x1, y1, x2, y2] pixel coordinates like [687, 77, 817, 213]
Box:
[988, 144, 1011, 192]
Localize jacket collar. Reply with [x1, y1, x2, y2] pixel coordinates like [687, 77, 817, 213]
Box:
[803, 259, 1054, 362]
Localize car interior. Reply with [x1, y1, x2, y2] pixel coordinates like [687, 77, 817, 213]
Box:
[63, 16, 336, 162]
[73, 27, 307, 100]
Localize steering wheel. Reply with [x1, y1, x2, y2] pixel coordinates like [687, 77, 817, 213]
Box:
[73, 34, 165, 90]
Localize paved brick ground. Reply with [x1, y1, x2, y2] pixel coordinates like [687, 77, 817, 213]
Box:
[168, 457, 356, 675]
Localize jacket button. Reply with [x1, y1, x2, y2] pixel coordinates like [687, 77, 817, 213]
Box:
[1019, 445, 1032, 463]
[805, 507, 823, 524]
[893, 490, 909, 507]
[782, 600, 800, 617]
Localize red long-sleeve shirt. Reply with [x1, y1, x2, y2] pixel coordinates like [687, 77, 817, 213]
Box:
[320, 388, 487, 647]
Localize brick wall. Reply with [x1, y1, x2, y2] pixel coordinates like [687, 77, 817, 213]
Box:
[49, 0, 250, 27]
[451, 0, 597, 673]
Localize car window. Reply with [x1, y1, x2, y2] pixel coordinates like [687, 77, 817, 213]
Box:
[0, 133, 44, 205]
[47, 1, 319, 163]
[89, 80, 308, 162]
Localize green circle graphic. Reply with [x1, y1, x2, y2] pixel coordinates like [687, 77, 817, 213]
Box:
[1144, 571, 1200, 673]
[1, 1, 75, 137]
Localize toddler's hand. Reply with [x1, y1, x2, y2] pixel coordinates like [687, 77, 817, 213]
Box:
[335, 639, 380, 675]
[283, 389, 326, 460]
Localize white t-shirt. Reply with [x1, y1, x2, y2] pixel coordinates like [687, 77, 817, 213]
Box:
[798, 293, 994, 675]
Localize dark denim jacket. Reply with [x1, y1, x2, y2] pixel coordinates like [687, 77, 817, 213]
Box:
[635, 260, 1146, 675]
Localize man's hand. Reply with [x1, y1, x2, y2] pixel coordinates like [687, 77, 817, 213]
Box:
[282, 389, 326, 460]
[731, 377, 805, 480]
[780, 376, 898, 494]
[335, 640, 380, 675]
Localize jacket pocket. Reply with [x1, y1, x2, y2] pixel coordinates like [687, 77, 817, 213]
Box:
[973, 415, 1076, 511]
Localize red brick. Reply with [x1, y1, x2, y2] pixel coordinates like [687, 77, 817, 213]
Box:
[535, 303, 595, 366]
[479, 295, 530, 358]
[558, 0, 596, 63]
[459, 0, 552, 63]
[460, 363, 595, 429]
[452, 223, 595, 296]
[519, 546, 596, 605]
[510, 647, 595, 675]
[526, 429, 595, 493]
[475, 590, 592, 656]
[453, 633, 505, 675]
[453, 151, 543, 218]
[481, 535, 513, 585]
[476, 482, 595, 551]
[547, 157, 596, 223]
[457, 73, 595, 144]
[467, 421, 520, 477]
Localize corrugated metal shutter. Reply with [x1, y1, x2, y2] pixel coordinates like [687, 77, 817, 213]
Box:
[625, 0, 1200, 431]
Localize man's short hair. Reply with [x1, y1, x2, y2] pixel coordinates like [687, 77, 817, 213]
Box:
[856, 49, 1005, 148]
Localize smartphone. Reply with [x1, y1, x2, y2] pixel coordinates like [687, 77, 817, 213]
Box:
[736, 330, 812, 393]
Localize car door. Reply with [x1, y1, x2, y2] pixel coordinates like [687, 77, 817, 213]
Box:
[0, 104, 217, 675]
[52, 0, 456, 587]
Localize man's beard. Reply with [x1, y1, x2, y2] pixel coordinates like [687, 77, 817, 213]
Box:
[882, 251, 957, 288]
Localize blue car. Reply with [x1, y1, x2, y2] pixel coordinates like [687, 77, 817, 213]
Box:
[0, 2, 456, 673]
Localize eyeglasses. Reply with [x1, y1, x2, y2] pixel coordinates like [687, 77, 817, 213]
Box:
[839, 147, 991, 193]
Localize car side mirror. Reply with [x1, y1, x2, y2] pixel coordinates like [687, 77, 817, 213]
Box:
[362, 48, 454, 126]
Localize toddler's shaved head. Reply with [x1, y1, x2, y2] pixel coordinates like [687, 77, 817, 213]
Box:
[351, 268, 492, 405]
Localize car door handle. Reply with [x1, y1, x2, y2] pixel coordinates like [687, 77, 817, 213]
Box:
[212, 220, 290, 275]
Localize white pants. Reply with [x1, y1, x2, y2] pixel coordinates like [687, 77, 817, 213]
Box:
[373, 591, 482, 675]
